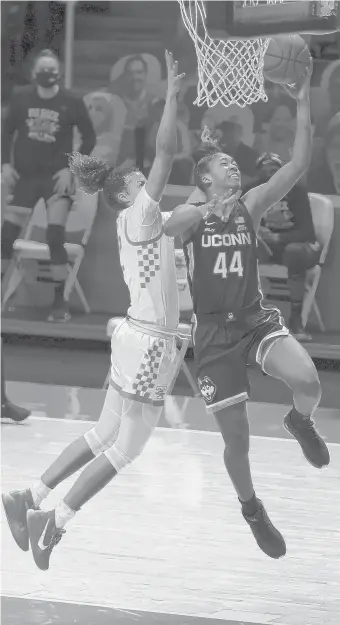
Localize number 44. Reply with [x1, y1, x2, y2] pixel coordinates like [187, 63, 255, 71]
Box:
[213, 251, 243, 278]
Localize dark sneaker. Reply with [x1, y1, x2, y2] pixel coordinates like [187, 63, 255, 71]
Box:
[242, 499, 286, 559]
[1, 401, 31, 422]
[47, 303, 71, 323]
[27, 509, 65, 570]
[284, 411, 330, 468]
[2, 489, 37, 551]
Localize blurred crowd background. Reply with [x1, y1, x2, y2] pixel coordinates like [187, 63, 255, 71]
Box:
[1, 1, 339, 333]
[2, 1, 340, 192]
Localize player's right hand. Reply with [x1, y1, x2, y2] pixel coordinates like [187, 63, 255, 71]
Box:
[208, 190, 242, 215]
[2, 163, 19, 187]
[165, 50, 185, 97]
[284, 65, 312, 102]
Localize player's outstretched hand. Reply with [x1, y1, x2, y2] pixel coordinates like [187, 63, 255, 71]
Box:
[207, 190, 242, 215]
[201, 125, 219, 146]
[283, 64, 312, 102]
[165, 50, 185, 97]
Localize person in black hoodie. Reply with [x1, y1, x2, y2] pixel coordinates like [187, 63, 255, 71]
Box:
[1, 49, 96, 322]
[252, 153, 320, 341]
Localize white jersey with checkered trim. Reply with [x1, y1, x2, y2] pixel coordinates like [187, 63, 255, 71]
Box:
[116, 186, 179, 330]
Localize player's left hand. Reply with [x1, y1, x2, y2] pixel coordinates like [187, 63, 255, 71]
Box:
[165, 50, 185, 97]
[53, 168, 74, 195]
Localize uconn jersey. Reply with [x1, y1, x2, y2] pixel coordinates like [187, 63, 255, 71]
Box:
[183, 199, 263, 318]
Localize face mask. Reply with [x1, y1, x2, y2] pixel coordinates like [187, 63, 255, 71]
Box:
[35, 70, 60, 88]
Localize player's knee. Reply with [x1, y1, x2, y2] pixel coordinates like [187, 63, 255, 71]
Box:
[217, 404, 250, 455]
[1, 221, 21, 260]
[84, 427, 112, 457]
[104, 442, 139, 472]
[46, 224, 67, 265]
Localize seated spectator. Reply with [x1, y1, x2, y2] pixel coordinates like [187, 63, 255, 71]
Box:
[216, 120, 258, 187]
[83, 92, 125, 164]
[109, 55, 160, 168]
[252, 153, 321, 342]
[254, 98, 296, 163]
[1, 49, 96, 322]
[307, 113, 340, 196]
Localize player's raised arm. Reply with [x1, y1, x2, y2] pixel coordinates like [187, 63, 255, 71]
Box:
[243, 71, 312, 230]
[145, 51, 184, 202]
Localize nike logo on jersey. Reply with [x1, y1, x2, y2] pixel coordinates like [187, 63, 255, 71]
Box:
[235, 216, 245, 224]
[205, 221, 215, 226]
[38, 519, 50, 551]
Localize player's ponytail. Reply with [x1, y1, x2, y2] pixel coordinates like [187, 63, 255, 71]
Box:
[192, 141, 221, 165]
[68, 152, 114, 195]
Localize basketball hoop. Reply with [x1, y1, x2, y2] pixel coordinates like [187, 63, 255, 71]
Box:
[177, 0, 274, 108]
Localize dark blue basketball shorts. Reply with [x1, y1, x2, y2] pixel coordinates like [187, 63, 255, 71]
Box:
[193, 308, 289, 413]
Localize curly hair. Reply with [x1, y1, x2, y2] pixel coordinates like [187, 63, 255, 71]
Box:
[192, 140, 221, 165]
[68, 153, 139, 207]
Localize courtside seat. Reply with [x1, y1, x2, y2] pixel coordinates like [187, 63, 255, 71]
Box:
[259, 193, 334, 332]
[2, 190, 98, 313]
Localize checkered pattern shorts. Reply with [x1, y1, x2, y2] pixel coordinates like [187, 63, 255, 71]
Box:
[137, 242, 160, 288]
[110, 319, 179, 406]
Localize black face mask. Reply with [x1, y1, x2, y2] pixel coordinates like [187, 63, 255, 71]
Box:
[35, 70, 60, 89]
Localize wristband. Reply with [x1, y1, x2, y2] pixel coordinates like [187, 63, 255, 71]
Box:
[202, 205, 213, 221]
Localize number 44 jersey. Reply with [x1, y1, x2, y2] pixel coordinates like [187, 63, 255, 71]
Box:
[183, 199, 263, 317]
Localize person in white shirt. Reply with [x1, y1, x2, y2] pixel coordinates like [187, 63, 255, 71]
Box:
[2, 51, 186, 571]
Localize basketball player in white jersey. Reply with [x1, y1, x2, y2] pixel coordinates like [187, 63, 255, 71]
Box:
[2, 51, 186, 571]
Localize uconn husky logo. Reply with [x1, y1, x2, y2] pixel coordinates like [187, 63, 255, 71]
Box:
[198, 376, 217, 403]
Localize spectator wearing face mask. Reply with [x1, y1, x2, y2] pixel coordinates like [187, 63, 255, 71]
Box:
[249, 153, 321, 342]
[1, 49, 96, 322]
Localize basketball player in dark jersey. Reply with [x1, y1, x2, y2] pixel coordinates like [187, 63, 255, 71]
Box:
[163, 72, 330, 559]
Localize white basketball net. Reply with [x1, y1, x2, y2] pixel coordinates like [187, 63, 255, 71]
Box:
[178, 0, 274, 108]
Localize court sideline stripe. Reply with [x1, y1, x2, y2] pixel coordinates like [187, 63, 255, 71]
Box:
[23, 415, 340, 447]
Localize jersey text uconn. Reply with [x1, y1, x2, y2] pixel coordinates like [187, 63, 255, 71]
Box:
[201, 232, 252, 248]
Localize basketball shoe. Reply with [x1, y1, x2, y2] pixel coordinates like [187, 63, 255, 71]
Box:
[242, 499, 286, 559]
[2, 489, 37, 551]
[27, 509, 65, 570]
[1, 400, 30, 422]
[284, 409, 330, 468]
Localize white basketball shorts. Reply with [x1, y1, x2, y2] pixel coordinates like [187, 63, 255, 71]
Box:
[110, 318, 182, 406]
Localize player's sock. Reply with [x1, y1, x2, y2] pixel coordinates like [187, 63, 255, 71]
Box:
[31, 480, 52, 507]
[290, 405, 311, 421]
[40, 435, 95, 489]
[239, 492, 259, 517]
[55, 500, 76, 529]
[63, 454, 117, 512]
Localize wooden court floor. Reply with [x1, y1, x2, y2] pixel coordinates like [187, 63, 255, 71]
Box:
[1, 416, 340, 625]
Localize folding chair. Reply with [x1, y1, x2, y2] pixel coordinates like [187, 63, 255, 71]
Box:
[259, 193, 334, 332]
[2, 189, 98, 313]
[103, 248, 200, 396]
